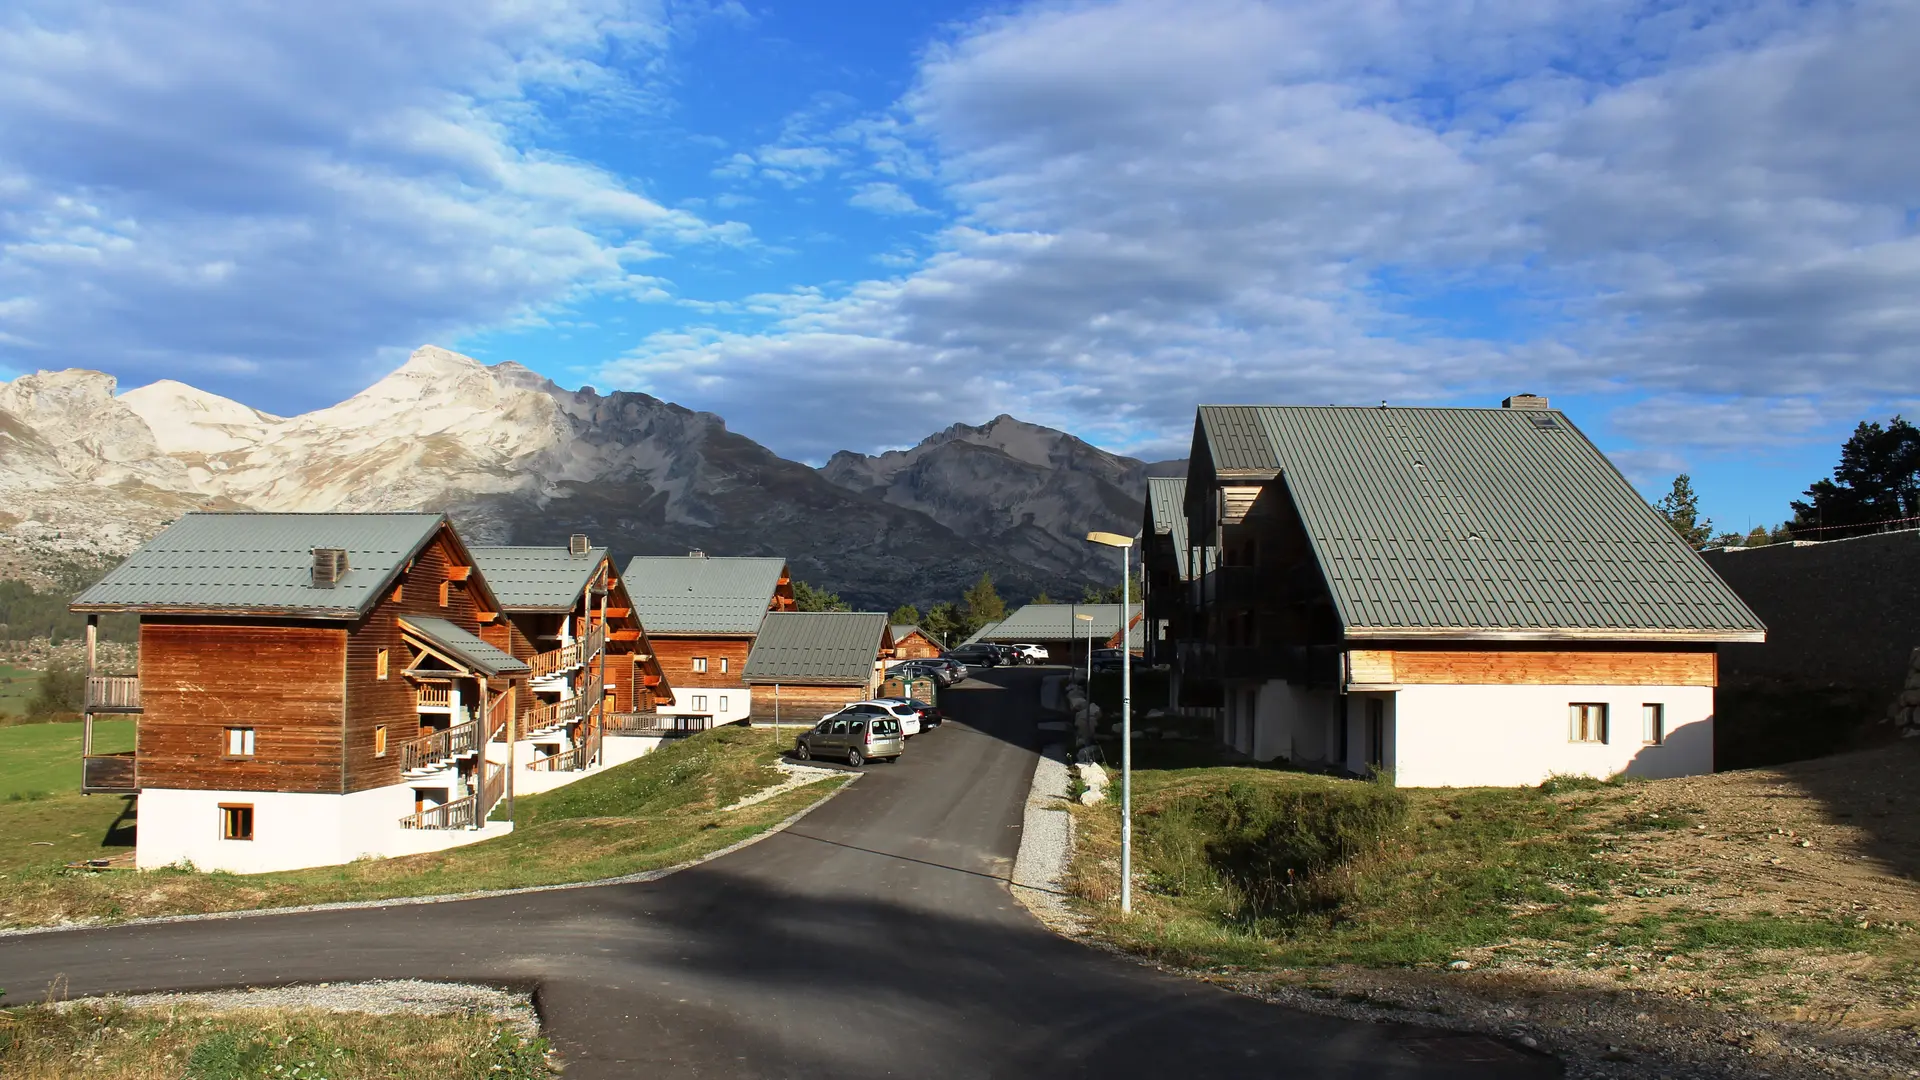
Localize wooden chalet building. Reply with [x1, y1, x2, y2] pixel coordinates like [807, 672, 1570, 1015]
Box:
[890, 624, 943, 659]
[742, 612, 894, 722]
[72, 512, 532, 873]
[1142, 476, 1209, 670]
[1176, 399, 1766, 786]
[623, 553, 794, 727]
[468, 539, 675, 793]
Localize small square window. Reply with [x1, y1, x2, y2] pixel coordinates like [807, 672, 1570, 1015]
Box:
[1569, 703, 1609, 744]
[692, 694, 709, 711]
[692, 657, 708, 674]
[374, 725, 388, 757]
[376, 648, 390, 680]
[220, 803, 254, 841]
[1643, 704, 1666, 745]
[719, 657, 729, 674]
[225, 727, 256, 756]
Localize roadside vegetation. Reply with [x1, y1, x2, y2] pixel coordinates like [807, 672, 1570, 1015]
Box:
[0, 726, 842, 930]
[1067, 740, 1920, 1036]
[0, 999, 552, 1079]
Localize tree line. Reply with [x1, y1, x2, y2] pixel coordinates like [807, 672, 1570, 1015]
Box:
[1653, 415, 1920, 548]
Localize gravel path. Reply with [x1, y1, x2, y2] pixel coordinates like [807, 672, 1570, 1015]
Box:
[720, 761, 842, 812]
[1010, 740, 1084, 934]
[60, 979, 541, 1038]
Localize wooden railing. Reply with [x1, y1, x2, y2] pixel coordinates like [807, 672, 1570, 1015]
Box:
[82, 752, 137, 792]
[85, 676, 142, 712]
[398, 762, 505, 830]
[605, 712, 710, 736]
[529, 625, 606, 679]
[487, 690, 513, 740]
[524, 676, 603, 733]
[416, 683, 452, 708]
[398, 718, 481, 773]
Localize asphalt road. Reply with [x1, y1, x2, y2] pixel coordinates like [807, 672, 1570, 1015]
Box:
[0, 667, 1559, 1078]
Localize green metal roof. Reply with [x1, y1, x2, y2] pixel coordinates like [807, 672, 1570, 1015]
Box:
[1145, 476, 1198, 580]
[72, 512, 446, 619]
[469, 546, 606, 612]
[977, 604, 1145, 648]
[958, 620, 1001, 646]
[398, 616, 530, 677]
[891, 623, 926, 642]
[742, 611, 889, 685]
[1194, 405, 1766, 640]
[623, 555, 786, 635]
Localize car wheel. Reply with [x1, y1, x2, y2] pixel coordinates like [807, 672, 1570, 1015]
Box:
[847, 746, 865, 768]
[794, 742, 810, 760]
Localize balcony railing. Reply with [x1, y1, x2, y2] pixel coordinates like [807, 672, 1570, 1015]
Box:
[399, 761, 505, 830]
[525, 676, 603, 734]
[399, 717, 482, 774]
[416, 683, 453, 709]
[82, 752, 137, 793]
[85, 676, 142, 713]
[530, 624, 607, 679]
[605, 712, 710, 737]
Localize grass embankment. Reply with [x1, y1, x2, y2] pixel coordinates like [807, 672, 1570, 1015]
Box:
[0, 1001, 551, 1079]
[0, 664, 42, 718]
[0, 720, 135, 799]
[1068, 744, 1920, 1028]
[0, 726, 842, 930]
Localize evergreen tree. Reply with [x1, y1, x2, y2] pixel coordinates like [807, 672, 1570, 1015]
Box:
[922, 602, 963, 647]
[961, 573, 1007, 631]
[1652, 474, 1713, 548]
[1789, 416, 1920, 540]
[1744, 525, 1771, 547]
[1031, 591, 1053, 605]
[791, 580, 849, 612]
[889, 604, 921, 626]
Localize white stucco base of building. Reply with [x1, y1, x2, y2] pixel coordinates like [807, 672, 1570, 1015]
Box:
[136, 786, 514, 874]
[487, 734, 671, 795]
[667, 689, 753, 726]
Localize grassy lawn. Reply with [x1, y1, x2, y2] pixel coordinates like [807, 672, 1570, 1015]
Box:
[1067, 746, 1920, 1028]
[0, 726, 844, 930]
[0, 1001, 552, 1079]
[0, 720, 136, 799]
[0, 663, 43, 718]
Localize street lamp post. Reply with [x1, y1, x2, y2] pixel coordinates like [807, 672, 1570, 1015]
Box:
[1074, 612, 1094, 690]
[1085, 529, 1135, 915]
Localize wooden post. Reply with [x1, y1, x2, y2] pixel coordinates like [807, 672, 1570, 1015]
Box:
[83, 615, 97, 758]
[504, 679, 516, 825]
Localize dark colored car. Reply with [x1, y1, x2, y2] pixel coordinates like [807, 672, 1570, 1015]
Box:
[876, 695, 945, 729]
[946, 644, 1001, 668]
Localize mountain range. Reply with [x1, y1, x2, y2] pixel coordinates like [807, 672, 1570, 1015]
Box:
[0, 345, 1166, 607]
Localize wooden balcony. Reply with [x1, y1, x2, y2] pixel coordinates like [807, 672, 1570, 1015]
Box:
[85, 676, 142, 713]
[605, 712, 710, 737]
[530, 625, 607, 679]
[399, 717, 482, 774]
[528, 723, 601, 772]
[416, 683, 453, 709]
[399, 761, 505, 830]
[525, 676, 603, 734]
[82, 752, 137, 793]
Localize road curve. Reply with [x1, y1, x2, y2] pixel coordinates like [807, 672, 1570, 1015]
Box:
[0, 667, 1558, 1078]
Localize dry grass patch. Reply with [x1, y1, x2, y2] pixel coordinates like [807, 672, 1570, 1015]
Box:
[0, 1000, 551, 1079]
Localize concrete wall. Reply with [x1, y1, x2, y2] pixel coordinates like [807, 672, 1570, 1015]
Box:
[137, 785, 513, 874]
[1386, 683, 1713, 787]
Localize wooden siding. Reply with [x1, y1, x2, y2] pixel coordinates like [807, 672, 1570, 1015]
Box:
[893, 630, 942, 659]
[1349, 648, 1718, 687]
[344, 529, 497, 793]
[748, 682, 867, 721]
[137, 621, 347, 793]
[652, 636, 752, 689]
[1221, 485, 1263, 526]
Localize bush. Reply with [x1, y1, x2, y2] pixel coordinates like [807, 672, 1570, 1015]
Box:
[25, 660, 83, 720]
[1143, 777, 1407, 921]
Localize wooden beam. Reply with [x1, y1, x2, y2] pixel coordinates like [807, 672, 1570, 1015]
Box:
[604, 607, 631, 619]
[475, 610, 499, 623]
[610, 628, 641, 642]
[446, 565, 473, 582]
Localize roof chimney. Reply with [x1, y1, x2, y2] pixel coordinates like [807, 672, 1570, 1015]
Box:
[311, 548, 349, 588]
[568, 533, 590, 558]
[1502, 394, 1549, 410]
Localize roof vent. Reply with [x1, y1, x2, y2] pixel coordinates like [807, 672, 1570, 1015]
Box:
[311, 548, 349, 588]
[688, 549, 707, 558]
[1502, 394, 1549, 410]
[568, 534, 590, 558]
[1526, 412, 1562, 432]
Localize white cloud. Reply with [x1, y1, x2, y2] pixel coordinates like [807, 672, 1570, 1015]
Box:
[603, 0, 1920, 473]
[0, 0, 747, 406]
[848, 182, 933, 216]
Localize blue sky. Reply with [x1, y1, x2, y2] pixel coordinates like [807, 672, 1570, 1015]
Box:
[2, 0, 1917, 536]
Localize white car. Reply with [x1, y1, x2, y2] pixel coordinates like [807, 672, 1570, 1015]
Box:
[823, 700, 923, 738]
[1012, 643, 1050, 662]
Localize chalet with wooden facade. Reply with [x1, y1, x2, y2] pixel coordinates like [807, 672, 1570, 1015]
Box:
[1142, 476, 1209, 670]
[468, 539, 675, 794]
[623, 553, 794, 727]
[72, 512, 532, 873]
[742, 612, 894, 722]
[890, 624, 943, 659]
[1177, 399, 1767, 786]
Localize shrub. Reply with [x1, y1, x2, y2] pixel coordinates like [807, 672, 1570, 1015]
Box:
[25, 660, 84, 721]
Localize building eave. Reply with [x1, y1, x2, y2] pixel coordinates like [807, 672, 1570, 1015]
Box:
[1342, 626, 1766, 644]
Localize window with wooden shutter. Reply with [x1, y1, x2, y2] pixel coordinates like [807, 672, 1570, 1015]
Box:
[220, 804, 254, 841]
[375, 725, 388, 757]
[225, 727, 255, 757]
[377, 648, 390, 680]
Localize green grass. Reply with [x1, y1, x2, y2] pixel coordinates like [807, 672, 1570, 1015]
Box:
[0, 663, 42, 717]
[0, 726, 840, 930]
[0, 1000, 553, 1079]
[0, 720, 136, 799]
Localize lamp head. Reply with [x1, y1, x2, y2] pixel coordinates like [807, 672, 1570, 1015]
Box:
[1074, 613, 1094, 621]
[1085, 531, 1134, 548]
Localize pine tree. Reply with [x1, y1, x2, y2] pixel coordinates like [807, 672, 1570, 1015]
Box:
[1744, 525, 1771, 547]
[1652, 474, 1713, 548]
[922, 602, 963, 646]
[1789, 416, 1920, 540]
[889, 604, 921, 626]
[792, 580, 849, 612]
[961, 573, 1007, 631]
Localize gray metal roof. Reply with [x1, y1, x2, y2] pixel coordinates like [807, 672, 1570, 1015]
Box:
[1145, 477, 1198, 581]
[891, 623, 928, 642]
[469, 546, 606, 612]
[72, 512, 446, 619]
[623, 555, 786, 635]
[977, 604, 1145, 648]
[1194, 405, 1766, 639]
[959, 620, 1001, 646]
[742, 611, 889, 685]
[398, 616, 530, 677]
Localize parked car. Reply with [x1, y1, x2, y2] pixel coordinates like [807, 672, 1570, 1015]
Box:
[989, 643, 1025, 665]
[947, 644, 1001, 668]
[926, 657, 968, 681]
[875, 695, 945, 729]
[1011, 643, 1050, 662]
[793, 705, 904, 766]
[1090, 647, 1125, 673]
[888, 658, 958, 687]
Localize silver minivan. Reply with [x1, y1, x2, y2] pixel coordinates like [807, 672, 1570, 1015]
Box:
[793, 705, 904, 766]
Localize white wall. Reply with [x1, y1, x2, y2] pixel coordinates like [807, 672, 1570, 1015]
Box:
[1251, 680, 1338, 763]
[136, 786, 513, 874]
[1386, 683, 1714, 787]
[671, 688, 752, 725]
